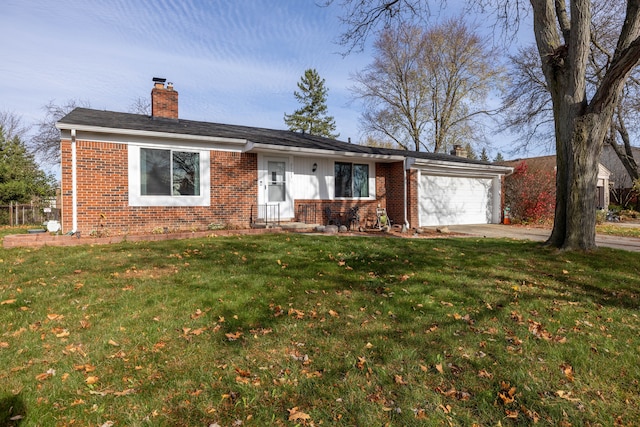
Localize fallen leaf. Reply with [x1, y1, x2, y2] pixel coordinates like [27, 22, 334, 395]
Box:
[439, 404, 452, 414]
[478, 369, 493, 379]
[191, 309, 205, 319]
[328, 309, 339, 317]
[435, 363, 444, 374]
[288, 407, 311, 421]
[560, 363, 575, 382]
[235, 368, 251, 377]
[55, 329, 70, 338]
[505, 409, 519, 419]
[108, 339, 119, 346]
[85, 376, 99, 385]
[1, 299, 16, 305]
[225, 331, 243, 341]
[394, 375, 407, 385]
[35, 372, 53, 381]
[556, 390, 581, 402]
[288, 308, 305, 319]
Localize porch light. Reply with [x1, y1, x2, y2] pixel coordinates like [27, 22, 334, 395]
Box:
[312, 163, 317, 172]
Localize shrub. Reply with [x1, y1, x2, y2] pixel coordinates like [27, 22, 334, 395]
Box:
[504, 161, 555, 223]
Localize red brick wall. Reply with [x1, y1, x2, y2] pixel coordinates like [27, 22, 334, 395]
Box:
[151, 86, 178, 119]
[60, 139, 257, 236]
[294, 200, 380, 227]
[377, 162, 406, 226]
[406, 169, 420, 229]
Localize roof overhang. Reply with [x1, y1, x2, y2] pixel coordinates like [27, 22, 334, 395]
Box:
[408, 157, 513, 178]
[244, 141, 406, 162]
[56, 123, 248, 146]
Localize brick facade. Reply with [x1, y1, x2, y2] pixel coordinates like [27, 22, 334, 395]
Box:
[151, 82, 178, 119]
[60, 139, 258, 236]
[293, 160, 408, 228]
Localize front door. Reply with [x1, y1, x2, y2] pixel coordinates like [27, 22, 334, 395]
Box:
[264, 158, 293, 220]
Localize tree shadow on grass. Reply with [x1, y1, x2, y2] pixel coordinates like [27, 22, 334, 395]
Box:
[0, 394, 26, 426]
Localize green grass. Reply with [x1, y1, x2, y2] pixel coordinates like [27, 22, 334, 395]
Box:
[597, 223, 640, 238]
[1, 232, 639, 426]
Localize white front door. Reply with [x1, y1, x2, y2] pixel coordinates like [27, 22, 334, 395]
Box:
[264, 158, 293, 220]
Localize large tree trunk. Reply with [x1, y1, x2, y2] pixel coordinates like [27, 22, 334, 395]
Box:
[564, 115, 608, 249]
[532, 0, 640, 250]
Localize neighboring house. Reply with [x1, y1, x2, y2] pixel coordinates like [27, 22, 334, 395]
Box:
[600, 143, 640, 206]
[55, 79, 512, 236]
[501, 155, 611, 209]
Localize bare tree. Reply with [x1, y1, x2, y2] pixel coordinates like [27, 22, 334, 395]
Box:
[30, 99, 90, 166]
[352, 20, 504, 153]
[502, 0, 640, 197]
[0, 111, 30, 142]
[328, 0, 640, 250]
[129, 96, 151, 115]
[500, 45, 555, 152]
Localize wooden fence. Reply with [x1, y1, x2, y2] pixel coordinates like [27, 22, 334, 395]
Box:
[0, 201, 61, 226]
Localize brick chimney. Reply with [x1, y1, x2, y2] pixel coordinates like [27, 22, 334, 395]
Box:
[151, 77, 178, 119]
[451, 144, 468, 158]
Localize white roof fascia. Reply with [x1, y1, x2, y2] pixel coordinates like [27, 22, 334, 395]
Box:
[245, 142, 406, 161]
[598, 163, 611, 178]
[55, 123, 248, 146]
[410, 157, 513, 177]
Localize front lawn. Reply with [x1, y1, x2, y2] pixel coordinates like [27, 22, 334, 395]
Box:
[1, 233, 639, 426]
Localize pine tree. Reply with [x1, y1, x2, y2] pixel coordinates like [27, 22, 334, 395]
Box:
[493, 152, 505, 163]
[464, 143, 478, 160]
[284, 69, 339, 139]
[0, 126, 55, 204]
[480, 148, 490, 162]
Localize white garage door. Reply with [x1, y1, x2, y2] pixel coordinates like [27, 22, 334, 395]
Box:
[419, 174, 494, 226]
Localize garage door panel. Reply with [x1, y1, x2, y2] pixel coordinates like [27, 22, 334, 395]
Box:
[419, 175, 493, 226]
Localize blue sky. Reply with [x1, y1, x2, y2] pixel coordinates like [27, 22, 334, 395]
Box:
[2, 0, 538, 158]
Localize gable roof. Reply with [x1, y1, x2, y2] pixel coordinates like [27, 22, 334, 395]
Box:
[57, 107, 502, 168]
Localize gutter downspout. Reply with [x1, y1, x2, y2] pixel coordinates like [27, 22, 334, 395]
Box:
[71, 129, 78, 234]
[403, 158, 415, 232]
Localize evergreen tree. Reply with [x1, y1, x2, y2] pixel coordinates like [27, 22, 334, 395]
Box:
[480, 148, 490, 162]
[493, 152, 505, 163]
[0, 126, 55, 204]
[284, 69, 339, 139]
[464, 143, 478, 160]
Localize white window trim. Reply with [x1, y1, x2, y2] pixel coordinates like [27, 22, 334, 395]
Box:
[128, 145, 210, 207]
[333, 161, 376, 200]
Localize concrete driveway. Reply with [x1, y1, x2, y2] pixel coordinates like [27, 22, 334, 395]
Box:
[443, 224, 640, 252]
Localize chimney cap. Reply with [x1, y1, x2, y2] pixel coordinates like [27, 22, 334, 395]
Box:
[152, 77, 167, 83]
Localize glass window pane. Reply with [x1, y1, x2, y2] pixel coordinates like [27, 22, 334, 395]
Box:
[141, 148, 171, 195]
[267, 161, 286, 202]
[268, 183, 286, 202]
[353, 164, 369, 197]
[173, 151, 200, 196]
[335, 162, 352, 198]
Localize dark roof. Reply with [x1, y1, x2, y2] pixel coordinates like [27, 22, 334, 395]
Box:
[58, 107, 493, 166]
[498, 155, 557, 171]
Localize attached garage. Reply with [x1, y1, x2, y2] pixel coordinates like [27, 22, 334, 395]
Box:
[409, 158, 512, 227]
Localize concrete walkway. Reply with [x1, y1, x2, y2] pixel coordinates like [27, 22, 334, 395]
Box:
[443, 224, 640, 252]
